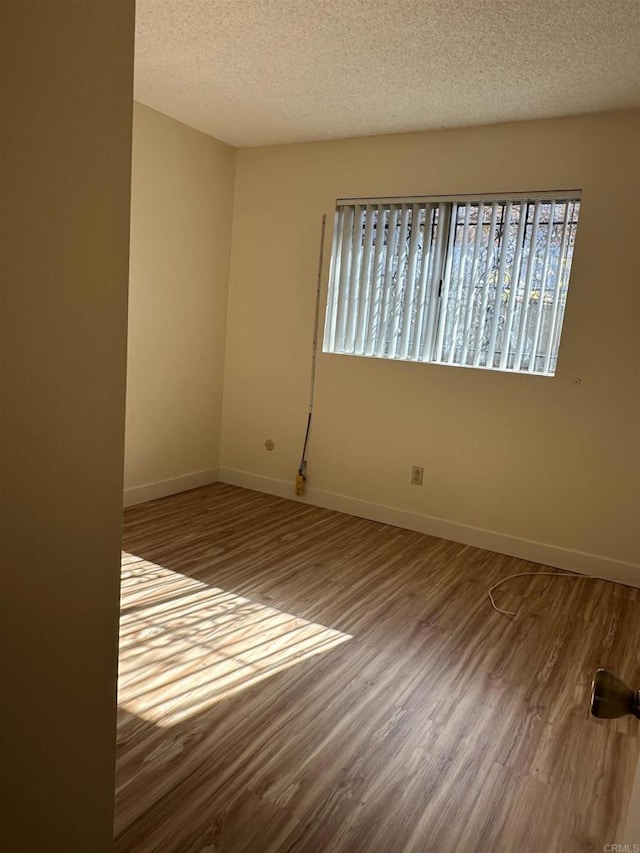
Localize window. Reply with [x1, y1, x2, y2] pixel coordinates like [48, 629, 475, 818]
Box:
[323, 193, 581, 376]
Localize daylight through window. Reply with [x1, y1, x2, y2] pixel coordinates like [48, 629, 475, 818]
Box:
[323, 193, 581, 376]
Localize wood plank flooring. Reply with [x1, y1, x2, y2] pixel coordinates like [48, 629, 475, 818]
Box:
[116, 483, 640, 852]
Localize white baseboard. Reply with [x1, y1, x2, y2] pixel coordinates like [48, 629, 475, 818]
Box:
[123, 468, 218, 508]
[217, 467, 640, 586]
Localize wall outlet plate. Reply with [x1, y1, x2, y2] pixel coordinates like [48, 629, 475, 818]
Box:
[411, 466, 424, 486]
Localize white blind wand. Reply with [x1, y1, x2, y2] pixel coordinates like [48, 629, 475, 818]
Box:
[296, 214, 327, 496]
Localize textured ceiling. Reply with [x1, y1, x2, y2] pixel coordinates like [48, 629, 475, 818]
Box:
[135, 0, 640, 148]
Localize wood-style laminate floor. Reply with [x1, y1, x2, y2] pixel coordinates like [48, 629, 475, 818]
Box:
[116, 483, 640, 853]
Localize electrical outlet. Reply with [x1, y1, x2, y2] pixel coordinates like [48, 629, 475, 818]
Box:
[411, 466, 424, 486]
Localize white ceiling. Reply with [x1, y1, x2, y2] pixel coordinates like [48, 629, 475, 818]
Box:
[134, 0, 640, 148]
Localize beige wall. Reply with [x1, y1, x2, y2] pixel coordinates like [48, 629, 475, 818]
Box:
[0, 2, 134, 851]
[220, 110, 640, 569]
[125, 104, 235, 497]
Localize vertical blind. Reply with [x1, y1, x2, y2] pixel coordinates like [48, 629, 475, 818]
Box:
[323, 194, 581, 376]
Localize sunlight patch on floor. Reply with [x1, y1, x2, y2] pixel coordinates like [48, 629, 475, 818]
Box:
[118, 552, 351, 726]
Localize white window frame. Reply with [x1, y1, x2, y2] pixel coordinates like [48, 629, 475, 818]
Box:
[323, 191, 581, 377]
